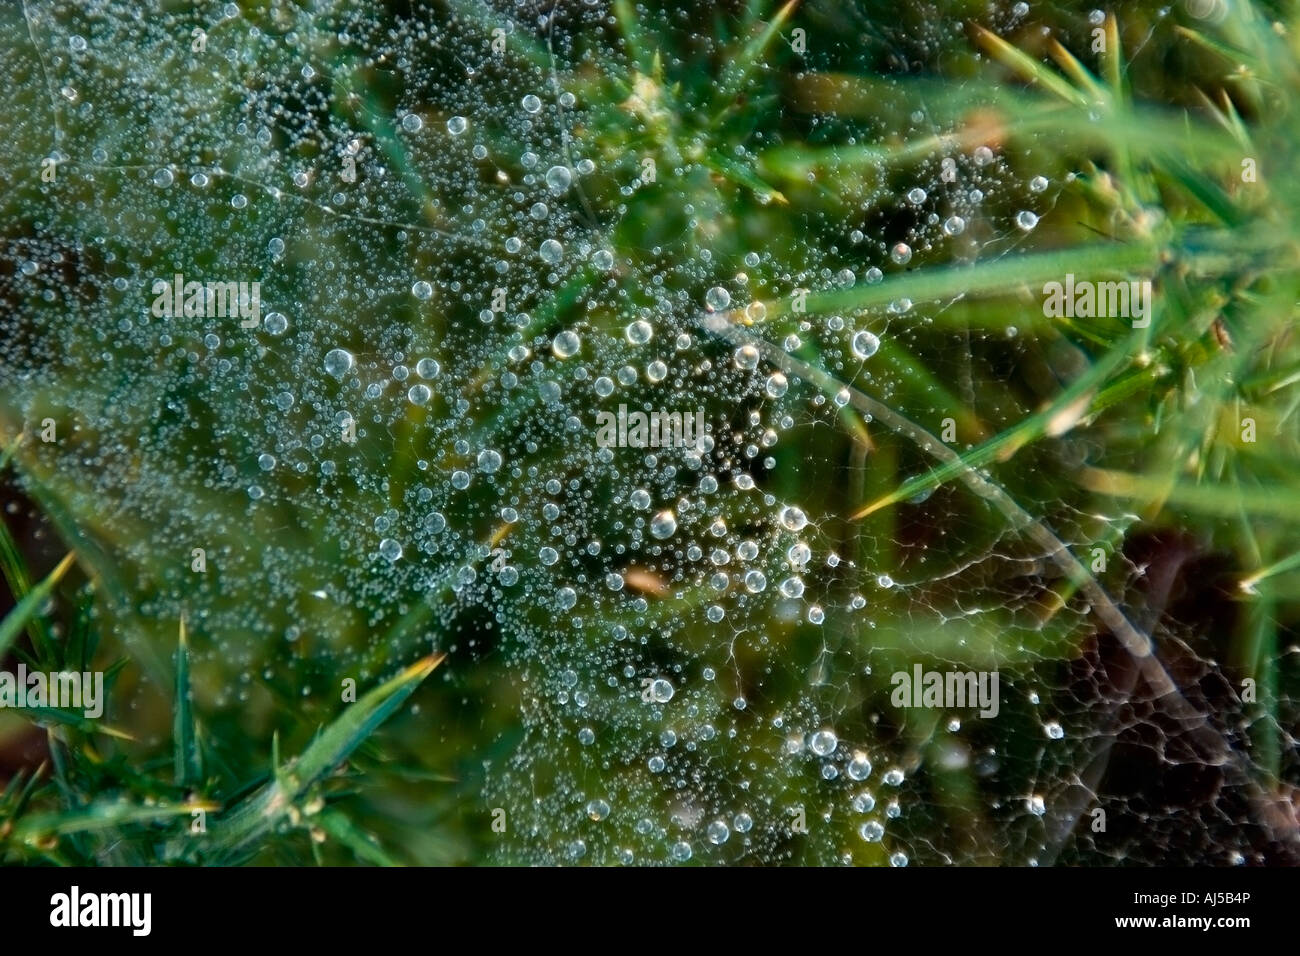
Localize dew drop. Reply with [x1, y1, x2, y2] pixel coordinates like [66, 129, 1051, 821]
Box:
[539, 239, 564, 265]
[323, 348, 354, 378]
[545, 165, 572, 194]
[649, 510, 677, 539]
[851, 330, 880, 359]
[551, 330, 580, 358]
[859, 820, 885, 842]
[809, 729, 838, 756]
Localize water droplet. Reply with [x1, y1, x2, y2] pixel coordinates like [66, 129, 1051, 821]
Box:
[323, 348, 354, 378]
[1016, 210, 1039, 231]
[378, 538, 403, 561]
[809, 729, 838, 756]
[551, 329, 580, 358]
[851, 330, 880, 359]
[446, 115, 468, 135]
[625, 320, 653, 345]
[705, 286, 731, 311]
[545, 165, 572, 194]
[650, 510, 677, 539]
[733, 345, 759, 370]
[846, 751, 872, 781]
[650, 678, 674, 703]
[539, 239, 564, 265]
[779, 505, 807, 531]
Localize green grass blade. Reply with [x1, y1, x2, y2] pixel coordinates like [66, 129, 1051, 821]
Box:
[761, 242, 1159, 321]
[174, 616, 201, 789]
[974, 25, 1091, 108]
[10, 800, 213, 842]
[0, 552, 75, 662]
[316, 809, 403, 866]
[210, 653, 443, 856]
[711, 0, 799, 122]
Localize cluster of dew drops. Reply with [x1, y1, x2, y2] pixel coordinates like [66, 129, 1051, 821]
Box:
[5, 0, 1068, 864]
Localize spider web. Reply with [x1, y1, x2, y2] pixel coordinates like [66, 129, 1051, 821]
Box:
[0, 0, 1295, 865]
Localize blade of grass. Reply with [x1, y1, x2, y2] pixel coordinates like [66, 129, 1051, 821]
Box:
[763, 241, 1160, 322]
[210, 653, 444, 855]
[174, 615, 200, 789]
[973, 25, 1091, 108]
[15, 708, 133, 740]
[11, 799, 216, 842]
[0, 518, 57, 661]
[0, 552, 75, 662]
[711, 0, 799, 124]
[316, 809, 403, 866]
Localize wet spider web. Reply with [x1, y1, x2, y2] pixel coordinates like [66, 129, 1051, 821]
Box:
[0, 0, 1295, 865]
